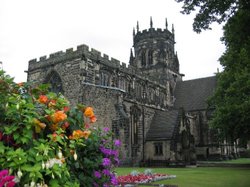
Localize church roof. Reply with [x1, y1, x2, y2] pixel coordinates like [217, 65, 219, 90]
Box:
[146, 110, 179, 141]
[174, 76, 217, 111]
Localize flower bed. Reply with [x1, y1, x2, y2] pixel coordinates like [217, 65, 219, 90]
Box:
[117, 170, 176, 185]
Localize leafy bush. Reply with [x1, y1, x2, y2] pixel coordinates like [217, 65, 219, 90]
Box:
[0, 70, 120, 187]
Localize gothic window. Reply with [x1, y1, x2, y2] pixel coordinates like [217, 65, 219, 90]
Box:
[130, 105, 140, 145]
[181, 131, 190, 149]
[44, 71, 63, 94]
[100, 71, 110, 86]
[118, 77, 126, 90]
[85, 60, 95, 84]
[159, 49, 166, 63]
[154, 143, 163, 156]
[141, 50, 146, 67]
[148, 50, 153, 65]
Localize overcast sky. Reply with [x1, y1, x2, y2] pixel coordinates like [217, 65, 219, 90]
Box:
[0, 0, 225, 82]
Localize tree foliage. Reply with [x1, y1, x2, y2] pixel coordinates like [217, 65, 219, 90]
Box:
[176, 0, 250, 142]
[176, 0, 249, 33]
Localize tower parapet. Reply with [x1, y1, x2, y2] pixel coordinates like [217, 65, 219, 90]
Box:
[131, 18, 178, 75]
[133, 27, 174, 45]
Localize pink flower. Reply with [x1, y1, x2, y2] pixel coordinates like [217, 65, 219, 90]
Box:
[6, 181, 15, 187]
[0, 170, 8, 178]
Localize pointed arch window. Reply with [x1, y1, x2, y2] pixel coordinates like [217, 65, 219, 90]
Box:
[130, 105, 141, 145]
[45, 71, 63, 94]
[148, 50, 153, 65]
[159, 49, 166, 63]
[141, 50, 146, 67]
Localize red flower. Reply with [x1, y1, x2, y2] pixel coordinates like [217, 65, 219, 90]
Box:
[38, 95, 48, 104]
[62, 121, 70, 130]
[63, 106, 70, 112]
[90, 115, 97, 123]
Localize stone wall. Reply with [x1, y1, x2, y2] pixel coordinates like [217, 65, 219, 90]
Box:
[144, 140, 171, 160]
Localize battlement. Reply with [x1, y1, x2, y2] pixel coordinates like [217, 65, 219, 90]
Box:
[28, 43, 135, 73]
[134, 27, 174, 44]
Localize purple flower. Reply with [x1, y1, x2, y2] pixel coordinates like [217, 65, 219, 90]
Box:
[112, 150, 119, 157]
[102, 158, 111, 167]
[103, 183, 109, 187]
[110, 175, 118, 185]
[102, 169, 110, 176]
[114, 157, 120, 165]
[94, 171, 101, 179]
[103, 127, 109, 132]
[114, 139, 121, 147]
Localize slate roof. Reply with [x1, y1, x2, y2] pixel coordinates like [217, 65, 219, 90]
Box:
[146, 110, 179, 141]
[174, 76, 217, 111]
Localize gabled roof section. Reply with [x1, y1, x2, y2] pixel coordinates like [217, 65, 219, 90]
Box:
[146, 110, 179, 141]
[174, 76, 217, 111]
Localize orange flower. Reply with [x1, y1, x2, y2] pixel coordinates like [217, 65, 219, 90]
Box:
[50, 123, 58, 132]
[61, 157, 65, 163]
[52, 133, 57, 141]
[38, 95, 48, 104]
[17, 82, 24, 87]
[48, 99, 57, 107]
[90, 115, 97, 123]
[33, 118, 46, 133]
[72, 130, 83, 139]
[37, 122, 46, 129]
[70, 149, 75, 155]
[71, 129, 91, 140]
[84, 107, 94, 118]
[82, 130, 91, 139]
[51, 111, 67, 123]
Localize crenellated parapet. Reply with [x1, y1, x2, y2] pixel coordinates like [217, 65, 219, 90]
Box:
[28, 43, 132, 73]
[133, 28, 174, 45]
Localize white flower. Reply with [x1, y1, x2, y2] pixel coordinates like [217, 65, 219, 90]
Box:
[17, 169, 23, 178]
[52, 173, 55, 179]
[30, 181, 35, 187]
[73, 152, 77, 160]
[58, 151, 63, 159]
[42, 161, 45, 169]
[45, 158, 63, 169]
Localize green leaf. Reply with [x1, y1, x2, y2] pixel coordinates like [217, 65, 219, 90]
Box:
[49, 179, 60, 187]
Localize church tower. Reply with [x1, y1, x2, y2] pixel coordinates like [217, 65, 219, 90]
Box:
[129, 18, 183, 86]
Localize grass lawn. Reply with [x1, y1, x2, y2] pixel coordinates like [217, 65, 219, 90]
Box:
[198, 158, 250, 164]
[219, 158, 250, 164]
[116, 167, 250, 187]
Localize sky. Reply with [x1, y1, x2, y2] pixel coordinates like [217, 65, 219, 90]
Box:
[0, 0, 225, 82]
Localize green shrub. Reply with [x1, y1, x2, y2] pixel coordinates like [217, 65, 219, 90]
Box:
[0, 70, 120, 187]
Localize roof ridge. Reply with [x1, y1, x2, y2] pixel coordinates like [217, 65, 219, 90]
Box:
[181, 76, 216, 83]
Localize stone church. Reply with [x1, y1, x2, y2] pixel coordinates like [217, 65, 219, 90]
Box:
[27, 18, 234, 166]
